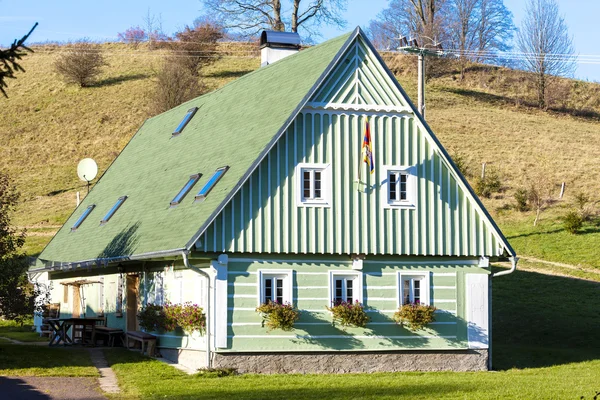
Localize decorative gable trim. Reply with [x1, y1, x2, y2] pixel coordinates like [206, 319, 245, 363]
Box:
[305, 102, 411, 113]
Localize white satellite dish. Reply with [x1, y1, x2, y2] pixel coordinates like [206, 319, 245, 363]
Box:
[77, 158, 98, 182]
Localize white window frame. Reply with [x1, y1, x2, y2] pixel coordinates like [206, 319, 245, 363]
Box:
[295, 163, 332, 207]
[257, 270, 293, 306]
[329, 271, 363, 305]
[381, 165, 417, 209]
[397, 272, 431, 307]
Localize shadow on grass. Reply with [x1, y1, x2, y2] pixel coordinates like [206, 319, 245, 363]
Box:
[492, 267, 600, 370]
[204, 69, 253, 79]
[91, 73, 150, 88]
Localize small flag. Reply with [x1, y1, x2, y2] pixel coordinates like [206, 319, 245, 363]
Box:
[362, 118, 374, 174]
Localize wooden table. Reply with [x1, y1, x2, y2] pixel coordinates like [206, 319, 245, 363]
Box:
[47, 317, 106, 346]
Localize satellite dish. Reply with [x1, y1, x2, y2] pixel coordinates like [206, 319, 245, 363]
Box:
[77, 158, 98, 182]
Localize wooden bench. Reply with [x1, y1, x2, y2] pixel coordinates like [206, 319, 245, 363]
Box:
[126, 331, 157, 356]
[94, 326, 124, 347]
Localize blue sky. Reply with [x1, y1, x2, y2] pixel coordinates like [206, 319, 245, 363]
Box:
[0, 0, 598, 81]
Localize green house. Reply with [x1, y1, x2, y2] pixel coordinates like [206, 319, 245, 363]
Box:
[31, 28, 517, 373]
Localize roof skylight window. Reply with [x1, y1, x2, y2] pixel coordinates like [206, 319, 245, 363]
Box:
[171, 174, 201, 206]
[100, 196, 128, 225]
[172, 107, 198, 136]
[71, 204, 95, 231]
[195, 166, 229, 201]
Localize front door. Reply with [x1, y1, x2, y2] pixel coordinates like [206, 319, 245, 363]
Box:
[126, 275, 139, 332]
[72, 286, 81, 318]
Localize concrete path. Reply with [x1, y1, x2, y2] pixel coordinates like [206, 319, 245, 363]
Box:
[88, 349, 120, 394]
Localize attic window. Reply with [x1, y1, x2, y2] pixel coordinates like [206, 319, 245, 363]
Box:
[172, 107, 198, 136]
[71, 204, 95, 231]
[171, 174, 201, 206]
[195, 166, 229, 201]
[100, 196, 127, 225]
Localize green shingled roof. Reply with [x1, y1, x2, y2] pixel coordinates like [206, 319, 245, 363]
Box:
[37, 30, 355, 266]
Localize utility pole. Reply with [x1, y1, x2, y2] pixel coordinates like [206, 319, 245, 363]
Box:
[398, 37, 444, 120]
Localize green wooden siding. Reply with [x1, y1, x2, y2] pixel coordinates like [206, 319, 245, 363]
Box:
[224, 258, 485, 352]
[198, 111, 501, 256]
[197, 38, 506, 257]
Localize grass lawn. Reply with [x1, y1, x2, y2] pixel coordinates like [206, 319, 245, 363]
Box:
[102, 267, 600, 399]
[0, 319, 49, 343]
[0, 343, 98, 377]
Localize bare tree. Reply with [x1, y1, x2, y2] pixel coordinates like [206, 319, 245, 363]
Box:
[143, 9, 168, 48]
[0, 23, 38, 97]
[149, 57, 204, 115]
[447, 0, 514, 79]
[202, 0, 347, 37]
[516, 0, 575, 109]
[54, 40, 107, 87]
[171, 20, 224, 76]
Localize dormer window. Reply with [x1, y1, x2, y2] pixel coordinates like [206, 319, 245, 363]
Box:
[172, 107, 198, 136]
[171, 174, 201, 206]
[195, 166, 229, 201]
[100, 196, 127, 225]
[71, 204, 95, 231]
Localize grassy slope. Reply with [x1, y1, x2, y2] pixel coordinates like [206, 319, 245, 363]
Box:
[104, 267, 600, 399]
[1, 44, 599, 268]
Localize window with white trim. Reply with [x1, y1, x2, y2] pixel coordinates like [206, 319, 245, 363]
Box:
[296, 163, 331, 207]
[329, 271, 363, 305]
[398, 272, 430, 306]
[258, 270, 293, 305]
[382, 166, 417, 208]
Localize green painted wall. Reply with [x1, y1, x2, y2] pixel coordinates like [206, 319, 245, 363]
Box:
[197, 38, 506, 258]
[223, 258, 487, 352]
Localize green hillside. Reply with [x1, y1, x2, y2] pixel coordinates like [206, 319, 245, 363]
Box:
[1, 42, 599, 270]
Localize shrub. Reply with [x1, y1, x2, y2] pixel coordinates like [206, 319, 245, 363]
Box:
[327, 301, 370, 328]
[393, 303, 436, 331]
[117, 26, 146, 48]
[514, 188, 529, 211]
[54, 40, 106, 87]
[451, 150, 471, 178]
[194, 367, 238, 378]
[563, 210, 584, 234]
[172, 21, 223, 76]
[149, 58, 203, 115]
[474, 167, 502, 198]
[137, 303, 168, 331]
[256, 301, 300, 332]
[164, 302, 206, 335]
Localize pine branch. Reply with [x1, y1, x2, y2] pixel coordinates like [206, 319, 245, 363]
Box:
[0, 22, 38, 98]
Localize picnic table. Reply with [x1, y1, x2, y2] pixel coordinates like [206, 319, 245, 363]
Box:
[47, 317, 106, 347]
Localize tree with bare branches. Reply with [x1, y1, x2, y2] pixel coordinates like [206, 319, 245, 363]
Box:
[54, 40, 107, 87]
[0, 23, 38, 97]
[201, 0, 347, 37]
[516, 0, 575, 109]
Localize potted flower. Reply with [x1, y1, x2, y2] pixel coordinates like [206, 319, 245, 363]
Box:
[164, 302, 206, 335]
[393, 302, 436, 331]
[326, 300, 370, 328]
[256, 301, 300, 331]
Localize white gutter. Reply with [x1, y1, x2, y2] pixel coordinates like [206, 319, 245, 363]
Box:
[492, 256, 518, 277]
[182, 251, 212, 369]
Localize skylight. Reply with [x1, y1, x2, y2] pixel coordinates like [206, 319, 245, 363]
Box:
[195, 166, 229, 201]
[172, 107, 199, 136]
[171, 174, 201, 206]
[100, 196, 128, 225]
[71, 204, 95, 231]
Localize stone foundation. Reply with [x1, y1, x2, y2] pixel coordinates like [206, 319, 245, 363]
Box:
[212, 350, 489, 374]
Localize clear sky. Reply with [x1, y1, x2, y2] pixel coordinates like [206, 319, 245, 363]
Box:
[0, 0, 598, 81]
